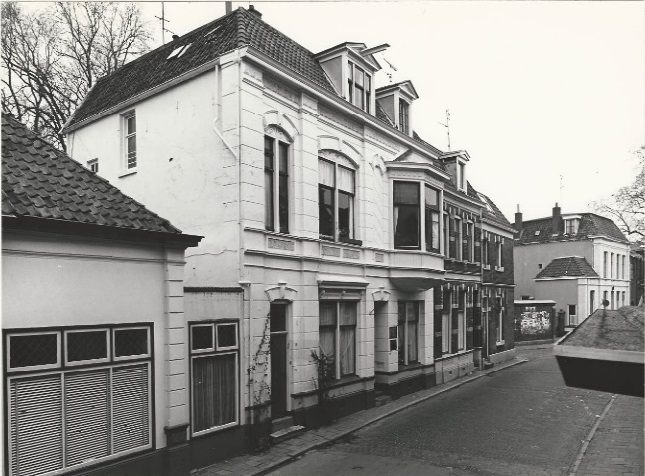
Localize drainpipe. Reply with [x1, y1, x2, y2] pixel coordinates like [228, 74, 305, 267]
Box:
[239, 280, 253, 427]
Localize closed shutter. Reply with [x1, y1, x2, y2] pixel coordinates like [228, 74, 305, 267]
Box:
[112, 364, 150, 453]
[64, 369, 110, 466]
[10, 375, 63, 476]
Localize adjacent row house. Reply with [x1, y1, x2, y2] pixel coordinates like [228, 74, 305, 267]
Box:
[52, 6, 515, 473]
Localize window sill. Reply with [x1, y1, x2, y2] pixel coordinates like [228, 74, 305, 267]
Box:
[339, 237, 363, 246]
[496, 340, 505, 346]
[119, 168, 137, 178]
[495, 266, 505, 272]
[483, 264, 491, 270]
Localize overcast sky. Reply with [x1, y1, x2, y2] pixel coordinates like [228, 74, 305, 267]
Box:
[42, 1, 645, 221]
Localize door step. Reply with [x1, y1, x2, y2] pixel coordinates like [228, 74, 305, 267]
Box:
[271, 415, 294, 433]
[374, 391, 393, 407]
[270, 425, 305, 445]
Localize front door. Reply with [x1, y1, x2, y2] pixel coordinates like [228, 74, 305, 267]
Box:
[270, 303, 288, 418]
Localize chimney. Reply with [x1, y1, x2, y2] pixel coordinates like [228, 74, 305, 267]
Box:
[514, 204, 523, 231]
[172, 34, 180, 41]
[225, 1, 232, 14]
[552, 202, 562, 234]
[248, 5, 262, 18]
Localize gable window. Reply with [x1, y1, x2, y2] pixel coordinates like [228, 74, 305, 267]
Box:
[347, 61, 371, 113]
[265, 136, 290, 233]
[319, 158, 356, 241]
[424, 185, 440, 253]
[7, 326, 151, 476]
[123, 112, 136, 170]
[393, 181, 420, 249]
[398, 301, 419, 365]
[190, 321, 239, 434]
[398, 99, 409, 134]
[319, 301, 356, 378]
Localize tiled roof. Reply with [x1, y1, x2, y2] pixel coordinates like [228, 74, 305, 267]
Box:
[561, 306, 644, 352]
[65, 7, 334, 130]
[376, 102, 395, 127]
[535, 256, 599, 279]
[477, 192, 514, 230]
[2, 114, 182, 234]
[517, 213, 628, 244]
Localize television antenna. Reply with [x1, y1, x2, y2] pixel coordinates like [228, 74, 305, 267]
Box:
[383, 58, 397, 84]
[155, 2, 175, 44]
[438, 109, 451, 151]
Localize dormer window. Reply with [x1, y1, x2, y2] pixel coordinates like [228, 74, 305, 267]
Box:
[398, 100, 409, 134]
[564, 218, 579, 235]
[347, 61, 371, 113]
[458, 162, 465, 190]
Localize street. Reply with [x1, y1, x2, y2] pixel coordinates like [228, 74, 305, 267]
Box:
[268, 348, 643, 476]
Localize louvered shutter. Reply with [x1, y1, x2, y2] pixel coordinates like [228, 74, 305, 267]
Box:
[64, 369, 110, 466]
[10, 375, 63, 476]
[112, 364, 150, 453]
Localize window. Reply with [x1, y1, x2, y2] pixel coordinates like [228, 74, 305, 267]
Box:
[611, 291, 614, 309]
[424, 185, 440, 253]
[123, 112, 136, 170]
[463, 222, 474, 262]
[455, 217, 463, 260]
[190, 322, 239, 434]
[622, 255, 626, 279]
[458, 291, 466, 350]
[496, 241, 503, 268]
[604, 251, 608, 278]
[393, 181, 420, 249]
[443, 213, 449, 257]
[622, 291, 626, 307]
[538, 263, 543, 269]
[611, 253, 615, 278]
[166, 43, 192, 60]
[590, 290, 595, 314]
[482, 236, 489, 267]
[319, 158, 356, 241]
[397, 302, 419, 365]
[7, 326, 151, 476]
[603, 290, 608, 306]
[496, 296, 504, 343]
[399, 100, 409, 134]
[319, 302, 356, 379]
[458, 162, 465, 190]
[265, 136, 289, 233]
[564, 219, 579, 234]
[87, 158, 98, 173]
[442, 288, 451, 353]
[347, 61, 371, 113]
[568, 304, 577, 326]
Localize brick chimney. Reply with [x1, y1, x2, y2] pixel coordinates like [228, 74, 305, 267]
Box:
[552, 202, 562, 234]
[514, 204, 523, 231]
[248, 5, 262, 18]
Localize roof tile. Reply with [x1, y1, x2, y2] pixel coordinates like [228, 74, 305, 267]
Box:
[517, 213, 628, 244]
[536, 256, 599, 279]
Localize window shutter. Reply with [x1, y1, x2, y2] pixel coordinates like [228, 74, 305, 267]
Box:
[112, 364, 150, 453]
[64, 369, 110, 466]
[10, 375, 63, 476]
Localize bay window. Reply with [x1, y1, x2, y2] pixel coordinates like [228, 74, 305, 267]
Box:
[394, 181, 420, 249]
[7, 326, 151, 476]
[425, 185, 440, 253]
[398, 301, 419, 365]
[319, 158, 356, 241]
[190, 322, 239, 434]
[319, 302, 356, 378]
[265, 136, 290, 233]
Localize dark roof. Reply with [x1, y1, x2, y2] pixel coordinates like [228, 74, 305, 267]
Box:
[2, 114, 182, 234]
[536, 256, 599, 279]
[477, 192, 514, 230]
[517, 213, 628, 245]
[560, 306, 644, 352]
[376, 102, 395, 127]
[65, 7, 334, 130]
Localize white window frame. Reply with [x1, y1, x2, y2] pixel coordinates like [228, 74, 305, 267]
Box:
[318, 301, 357, 379]
[112, 326, 151, 361]
[347, 60, 371, 113]
[496, 240, 503, 269]
[457, 161, 466, 191]
[189, 321, 240, 436]
[64, 328, 111, 366]
[567, 304, 577, 326]
[458, 291, 466, 351]
[87, 158, 98, 173]
[7, 331, 61, 372]
[122, 111, 137, 171]
[264, 133, 291, 234]
[216, 322, 239, 351]
[320, 157, 357, 242]
[482, 234, 490, 268]
[455, 216, 463, 261]
[398, 98, 409, 134]
[610, 253, 614, 279]
[603, 251, 608, 278]
[564, 218, 579, 234]
[397, 301, 420, 366]
[496, 294, 505, 345]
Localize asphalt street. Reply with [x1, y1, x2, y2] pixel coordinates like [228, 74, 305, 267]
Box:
[268, 349, 632, 476]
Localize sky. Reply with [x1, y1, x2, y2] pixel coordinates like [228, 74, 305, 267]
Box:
[24, 1, 645, 222]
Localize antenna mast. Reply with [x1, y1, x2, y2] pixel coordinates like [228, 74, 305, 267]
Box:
[438, 109, 451, 151]
[155, 2, 171, 44]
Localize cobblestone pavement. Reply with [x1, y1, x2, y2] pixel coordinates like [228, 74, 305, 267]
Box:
[574, 394, 644, 476]
[194, 347, 643, 476]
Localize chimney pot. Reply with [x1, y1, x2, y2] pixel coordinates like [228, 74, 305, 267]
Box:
[514, 205, 523, 232]
[248, 4, 262, 18]
[172, 34, 179, 41]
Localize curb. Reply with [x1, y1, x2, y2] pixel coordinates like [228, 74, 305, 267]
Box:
[250, 357, 530, 476]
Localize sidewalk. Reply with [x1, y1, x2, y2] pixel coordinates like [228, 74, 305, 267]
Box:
[193, 357, 529, 476]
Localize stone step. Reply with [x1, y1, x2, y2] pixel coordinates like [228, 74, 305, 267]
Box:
[271, 415, 294, 433]
[374, 392, 393, 408]
[270, 425, 305, 445]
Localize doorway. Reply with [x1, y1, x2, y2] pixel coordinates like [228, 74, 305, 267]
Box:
[270, 302, 288, 418]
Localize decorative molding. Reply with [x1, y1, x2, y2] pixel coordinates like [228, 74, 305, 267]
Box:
[343, 249, 360, 259]
[322, 245, 341, 257]
[319, 149, 356, 169]
[301, 94, 318, 112]
[375, 252, 385, 262]
[268, 237, 295, 251]
[372, 286, 390, 302]
[388, 169, 425, 180]
[365, 127, 400, 152]
[264, 75, 299, 104]
[264, 125, 291, 143]
[318, 104, 362, 134]
[243, 63, 263, 82]
[265, 281, 298, 302]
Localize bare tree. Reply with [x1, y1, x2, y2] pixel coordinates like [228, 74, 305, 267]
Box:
[592, 146, 645, 243]
[1, 2, 152, 150]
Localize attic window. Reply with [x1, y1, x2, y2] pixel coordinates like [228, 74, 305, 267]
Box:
[564, 218, 579, 235]
[167, 43, 192, 60]
[534, 230, 541, 236]
[204, 26, 221, 41]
